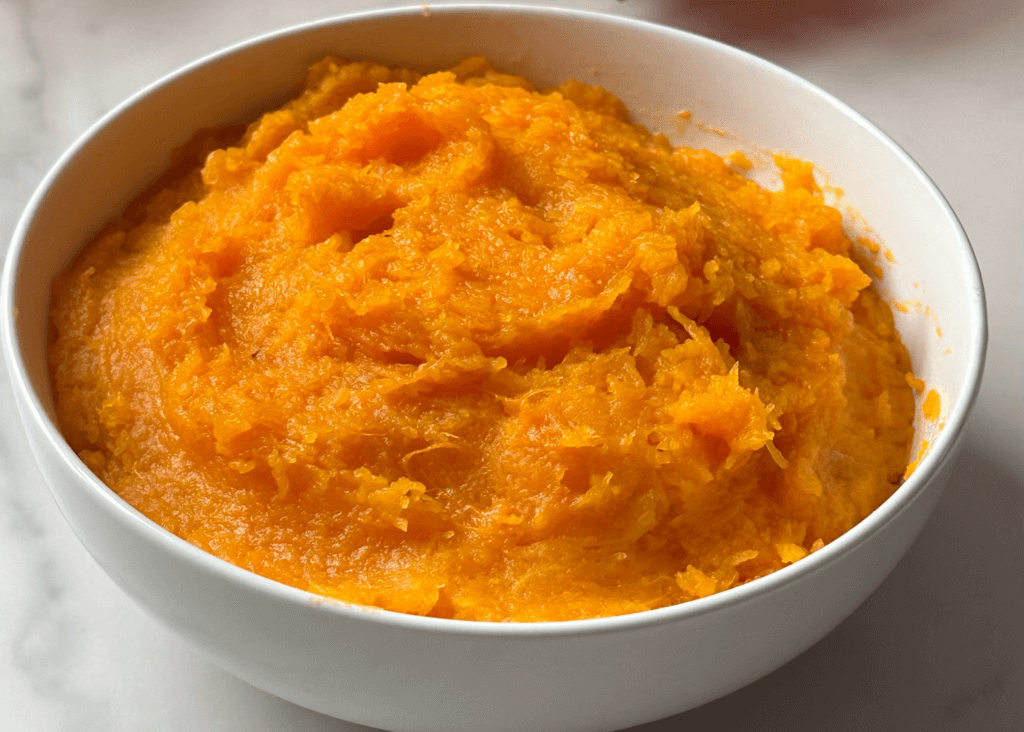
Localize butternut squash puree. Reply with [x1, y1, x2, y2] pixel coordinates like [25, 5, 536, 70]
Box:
[49, 57, 917, 621]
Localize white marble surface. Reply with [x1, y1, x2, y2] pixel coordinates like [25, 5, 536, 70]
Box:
[2, 0, 1022, 729]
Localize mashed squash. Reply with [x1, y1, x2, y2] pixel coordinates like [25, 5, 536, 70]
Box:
[49, 57, 916, 621]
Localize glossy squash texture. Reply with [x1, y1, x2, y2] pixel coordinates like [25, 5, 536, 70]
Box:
[50, 57, 915, 621]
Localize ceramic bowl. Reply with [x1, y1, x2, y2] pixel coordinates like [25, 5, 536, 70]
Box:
[0, 5, 986, 731]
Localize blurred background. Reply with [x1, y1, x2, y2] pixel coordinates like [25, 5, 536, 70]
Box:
[1, 1, 1021, 730]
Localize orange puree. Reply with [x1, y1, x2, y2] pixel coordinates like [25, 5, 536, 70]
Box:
[49, 57, 917, 621]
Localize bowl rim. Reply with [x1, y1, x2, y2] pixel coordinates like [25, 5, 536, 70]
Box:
[0, 2, 988, 638]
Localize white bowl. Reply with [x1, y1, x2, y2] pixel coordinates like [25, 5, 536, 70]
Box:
[0, 5, 987, 731]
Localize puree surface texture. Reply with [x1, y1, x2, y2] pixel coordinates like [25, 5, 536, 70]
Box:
[50, 57, 916, 621]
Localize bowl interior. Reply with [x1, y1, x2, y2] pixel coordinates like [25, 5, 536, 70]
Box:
[5, 5, 983, 535]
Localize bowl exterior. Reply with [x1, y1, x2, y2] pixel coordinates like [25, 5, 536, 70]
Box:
[9, 387, 965, 731]
[1, 6, 986, 731]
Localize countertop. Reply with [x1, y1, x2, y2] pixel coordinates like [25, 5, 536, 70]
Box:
[2, 1, 1021, 729]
